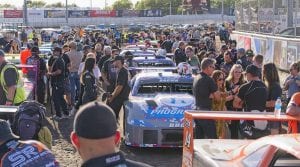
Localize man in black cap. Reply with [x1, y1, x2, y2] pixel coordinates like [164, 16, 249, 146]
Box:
[0, 119, 59, 166]
[26, 46, 47, 104]
[107, 56, 130, 120]
[70, 102, 151, 167]
[48, 47, 69, 120]
[233, 65, 268, 138]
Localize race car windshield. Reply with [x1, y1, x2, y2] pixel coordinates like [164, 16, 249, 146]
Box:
[137, 83, 193, 95]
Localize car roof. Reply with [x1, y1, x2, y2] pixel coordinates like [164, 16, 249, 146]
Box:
[134, 72, 193, 84]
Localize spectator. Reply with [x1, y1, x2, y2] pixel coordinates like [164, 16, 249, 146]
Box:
[225, 64, 245, 139]
[68, 41, 83, 105]
[94, 43, 103, 63]
[185, 46, 200, 69]
[107, 56, 130, 120]
[161, 35, 173, 53]
[236, 48, 251, 70]
[48, 47, 69, 120]
[253, 54, 264, 79]
[245, 49, 254, 64]
[81, 57, 98, 105]
[26, 46, 47, 104]
[234, 65, 268, 139]
[211, 70, 228, 138]
[220, 51, 234, 77]
[262, 63, 282, 134]
[197, 39, 207, 52]
[62, 44, 72, 109]
[174, 41, 186, 65]
[101, 47, 118, 93]
[0, 119, 59, 166]
[20, 42, 33, 74]
[0, 50, 26, 106]
[286, 92, 300, 133]
[215, 45, 227, 69]
[98, 46, 112, 72]
[283, 62, 300, 103]
[193, 58, 220, 139]
[172, 36, 181, 53]
[70, 102, 151, 167]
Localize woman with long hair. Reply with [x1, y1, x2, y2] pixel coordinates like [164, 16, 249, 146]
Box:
[81, 57, 98, 104]
[263, 63, 282, 134]
[211, 70, 228, 138]
[225, 64, 245, 139]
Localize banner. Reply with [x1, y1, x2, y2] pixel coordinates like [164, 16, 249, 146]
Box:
[279, 41, 287, 70]
[117, 10, 140, 17]
[139, 10, 162, 17]
[89, 10, 116, 17]
[287, 42, 298, 69]
[44, 10, 66, 18]
[27, 10, 44, 19]
[273, 40, 282, 66]
[4, 10, 23, 18]
[68, 10, 89, 18]
[264, 39, 274, 63]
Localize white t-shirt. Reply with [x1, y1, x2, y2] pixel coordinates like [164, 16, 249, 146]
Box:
[78, 62, 101, 79]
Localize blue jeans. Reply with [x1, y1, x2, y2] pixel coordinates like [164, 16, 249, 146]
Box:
[69, 72, 80, 104]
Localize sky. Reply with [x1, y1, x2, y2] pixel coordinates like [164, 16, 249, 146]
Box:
[1, 0, 140, 8]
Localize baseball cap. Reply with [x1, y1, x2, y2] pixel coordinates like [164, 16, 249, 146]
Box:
[52, 46, 62, 53]
[245, 64, 259, 77]
[221, 45, 228, 50]
[0, 49, 5, 57]
[0, 119, 19, 142]
[74, 102, 117, 139]
[245, 49, 254, 57]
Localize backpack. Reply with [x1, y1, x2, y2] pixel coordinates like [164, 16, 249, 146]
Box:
[13, 101, 46, 140]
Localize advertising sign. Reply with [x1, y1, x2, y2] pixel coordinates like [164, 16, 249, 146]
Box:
[89, 10, 116, 17]
[44, 10, 66, 18]
[27, 10, 44, 19]
[264, 39, 274, 63]
[119, 10, 140, 17]
[139, 10, 162, 17]
[68, 10, 89, 18]
[4, 10, 23, 18]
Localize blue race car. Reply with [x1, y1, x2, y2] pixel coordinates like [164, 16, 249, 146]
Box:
[123, 71, 195, 147]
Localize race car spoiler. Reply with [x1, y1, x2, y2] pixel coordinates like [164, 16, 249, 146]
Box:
[0, 105, 18, 115]
[128, 67, 177, 73]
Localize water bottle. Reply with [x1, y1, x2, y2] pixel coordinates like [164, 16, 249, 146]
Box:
[274, 97, 282, 117]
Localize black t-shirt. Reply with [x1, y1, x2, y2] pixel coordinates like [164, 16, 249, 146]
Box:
[62, 53, 70, 77]
[48, 56, 65, 84]
[102, 58, 117, 86]
[193, 72, 218, 110]
[174, 48, 187, 65]
[81, 152, 152, 167]
[237, 80, 267, 111]
[0, 62, 18, 104]
[225, 80, 245, 110]
[26, 56, 47, 80]
[116, 67, 130, 100]
[98, 55, 111, 71]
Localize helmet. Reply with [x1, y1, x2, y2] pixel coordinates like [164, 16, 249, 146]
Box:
[13, 101, 46, 140]
[177, 62, 192, 75]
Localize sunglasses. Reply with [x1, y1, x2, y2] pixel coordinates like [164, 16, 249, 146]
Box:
[234, 71, 242, 74]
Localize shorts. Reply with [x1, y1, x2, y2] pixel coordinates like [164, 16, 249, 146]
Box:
[64, 77, 71, 94]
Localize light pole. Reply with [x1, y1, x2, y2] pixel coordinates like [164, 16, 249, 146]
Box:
[169, 1, 172, 15]
[221, 0, 224, 23]
[23, 0, 28, 26]
[65, 0, 68, 23]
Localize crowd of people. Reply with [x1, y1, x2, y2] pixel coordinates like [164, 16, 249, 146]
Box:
[0, 22, 300, 166]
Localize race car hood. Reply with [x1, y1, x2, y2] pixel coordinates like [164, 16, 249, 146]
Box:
[124, 93, 195, 127]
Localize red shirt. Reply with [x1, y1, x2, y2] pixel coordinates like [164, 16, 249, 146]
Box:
[20, 48, 31, 74]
